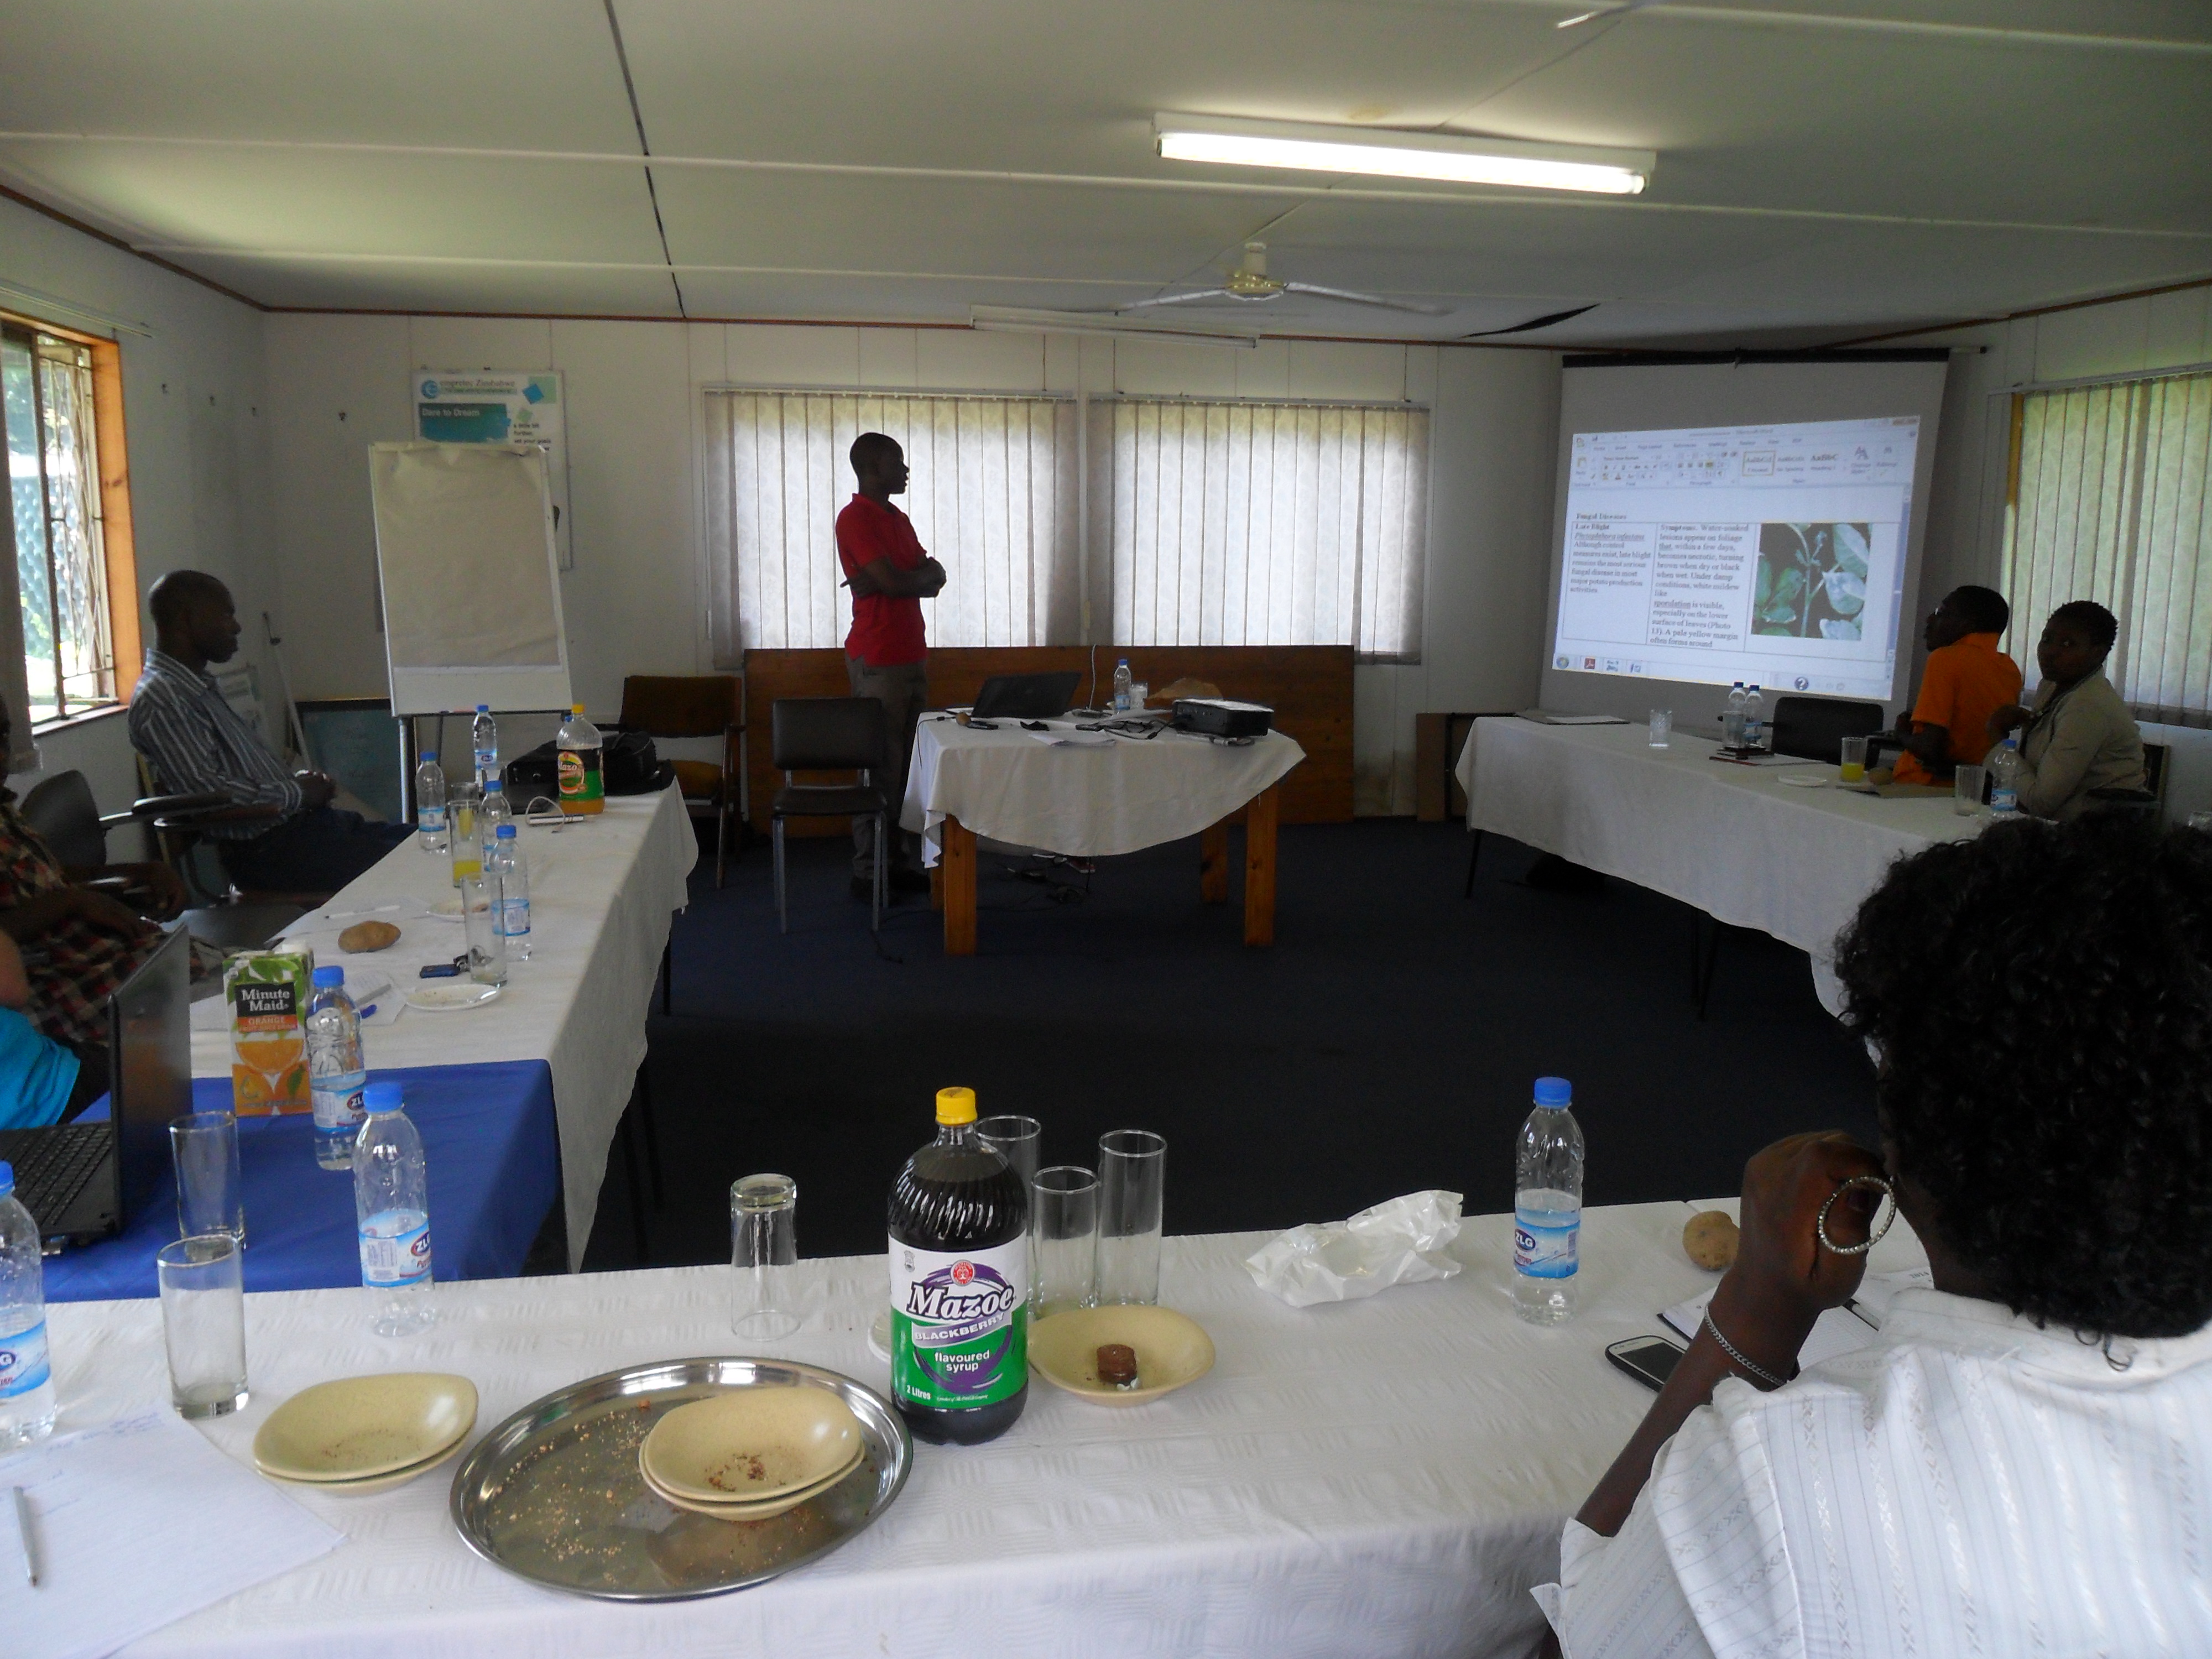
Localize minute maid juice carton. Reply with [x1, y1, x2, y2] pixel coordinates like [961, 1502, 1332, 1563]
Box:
[226, 950, 315, 1114]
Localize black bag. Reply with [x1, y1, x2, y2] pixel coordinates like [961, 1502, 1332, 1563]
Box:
[503, 731, 674, 802]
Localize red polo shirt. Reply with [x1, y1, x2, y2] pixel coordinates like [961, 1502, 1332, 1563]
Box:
[836, 494, 928, 667]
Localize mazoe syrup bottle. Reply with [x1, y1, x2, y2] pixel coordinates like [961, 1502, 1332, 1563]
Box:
[888, 1087, 1030, 1444]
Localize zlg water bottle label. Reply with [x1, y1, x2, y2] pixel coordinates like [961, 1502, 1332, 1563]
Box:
[888, 1238, 1026, 1411]
[360, 1218, 432, 1288]
[0, 1319, 49, 1397]
[312, 1070, 367, 1133]
[1514, 1209, 1579, 1280]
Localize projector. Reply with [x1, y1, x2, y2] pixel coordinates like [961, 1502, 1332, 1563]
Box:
[1171, 698, 1275, 739]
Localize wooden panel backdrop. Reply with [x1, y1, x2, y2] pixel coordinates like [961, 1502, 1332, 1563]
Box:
[744, 646, 1354, 834]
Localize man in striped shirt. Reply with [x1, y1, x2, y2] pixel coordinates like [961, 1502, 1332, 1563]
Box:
[128, 572, 408, 895]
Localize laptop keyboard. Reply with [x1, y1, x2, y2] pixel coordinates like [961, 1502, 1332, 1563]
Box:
[0, 1124, 111, 1228]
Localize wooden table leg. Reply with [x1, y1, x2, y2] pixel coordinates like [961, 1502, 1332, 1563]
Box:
[1243, 783, 1279, 947]
[941, 816, 977, 956]
[1199, 818, 1229, 904]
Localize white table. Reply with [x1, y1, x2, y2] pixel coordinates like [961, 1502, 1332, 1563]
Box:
[901, 716, 1305, 954]
[191, 790, 696, 1264]
[1455, 718, 1981, 1013]
[50, 1199, 1928, 1659]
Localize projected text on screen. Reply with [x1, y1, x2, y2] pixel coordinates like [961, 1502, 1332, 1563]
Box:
[1552, 415, 1920, 700]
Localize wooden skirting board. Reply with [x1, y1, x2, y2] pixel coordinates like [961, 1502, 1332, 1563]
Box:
[743, 645, 1353, 834]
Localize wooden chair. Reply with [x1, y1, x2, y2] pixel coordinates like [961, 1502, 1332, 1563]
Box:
[618, 675, 745, 886]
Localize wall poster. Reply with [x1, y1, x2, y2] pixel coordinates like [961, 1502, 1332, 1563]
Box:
[412, 370, 572, 569]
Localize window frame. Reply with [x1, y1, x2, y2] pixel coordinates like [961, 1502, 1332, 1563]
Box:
[2, 309, 139, 728]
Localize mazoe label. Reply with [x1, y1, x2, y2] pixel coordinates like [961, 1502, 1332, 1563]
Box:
[889, 1238, 1026, 1411]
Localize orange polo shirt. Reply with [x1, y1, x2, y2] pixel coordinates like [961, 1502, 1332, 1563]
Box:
[1893, 632, 2023, 784]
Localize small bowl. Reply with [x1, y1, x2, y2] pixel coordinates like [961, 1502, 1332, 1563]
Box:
[260, 1434, 467, 1495]
[1028, 1306, 1215, 1406]
[640, 1385, 864, 1504]
[253, 1373, 478, 1483]
[640, 1441, 864, 1521]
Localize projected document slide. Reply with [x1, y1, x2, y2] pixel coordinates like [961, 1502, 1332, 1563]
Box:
[1551, 416, 1921, 701]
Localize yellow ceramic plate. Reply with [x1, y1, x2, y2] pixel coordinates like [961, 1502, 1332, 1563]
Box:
[1028, 1306, 1215, 1406]
[253, 1373, 478, 1482]
[260, 1434, 467, 1495]
[639, 1441, 863, 1520]
[640, 1385, 864, 1504]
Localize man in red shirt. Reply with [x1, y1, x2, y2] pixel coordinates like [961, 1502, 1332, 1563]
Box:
[836, 432, 946, 897]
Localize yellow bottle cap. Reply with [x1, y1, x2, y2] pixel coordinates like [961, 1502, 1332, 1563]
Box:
[935, 1086, 977, 1125]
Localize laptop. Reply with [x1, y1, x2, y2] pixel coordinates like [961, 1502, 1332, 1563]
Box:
[970, 671, 1083, 721]
[0, 926, 191, 1249]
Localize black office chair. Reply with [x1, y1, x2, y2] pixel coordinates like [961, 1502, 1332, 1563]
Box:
[1769, 696, 1886, 764]
[770, 697, 888, 933]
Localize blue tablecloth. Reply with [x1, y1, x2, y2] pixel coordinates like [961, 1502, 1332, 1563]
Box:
[45, 1060, 560, 1302]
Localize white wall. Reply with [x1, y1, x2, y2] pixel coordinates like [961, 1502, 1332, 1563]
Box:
[1, 196, 277, 853]
[262, 314, 1565, 813]
[1913, 282, 2212, 822]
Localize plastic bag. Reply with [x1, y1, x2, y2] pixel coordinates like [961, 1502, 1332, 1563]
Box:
[1243, 1190, 1464, 1308]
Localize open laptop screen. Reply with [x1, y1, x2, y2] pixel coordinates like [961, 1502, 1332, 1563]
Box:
[111, 927, 192, 1225]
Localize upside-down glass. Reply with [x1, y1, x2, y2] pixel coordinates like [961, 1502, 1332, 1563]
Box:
[1839, 733, 1868, 784]
[731, 1173, 800, 1340]
[1954, 764, 1987, 816]
[170, 1111, 244, 1245]
[157, 1234, 248, 1418]
[975, 1115, 1042, 1194]
[461, 875, 507, 986]
[1031, 1166, 1099, 1317]
[1647, 708, 1672, 748]
[1097, 1130, 1166, 1306]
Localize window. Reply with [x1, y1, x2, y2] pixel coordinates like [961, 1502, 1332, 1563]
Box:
[2, 320, 136, 724]
[2002, 371, 2212, 726]
[703, 390, 1080, 661]
[1091, 398, 1429, 664]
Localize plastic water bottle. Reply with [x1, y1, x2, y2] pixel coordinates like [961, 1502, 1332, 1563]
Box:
[555, 704, 604, 816]
[0, 1164, 56, 1444]
[354, 1082, 435, 1337]
[1989, 735, 2023, 815]
[489, 823, 530, 960]
[471, 704, 499, 791]
[1512, 1076, 1585, 1326]
[478, 777, 512, 862]
[414, 750, 448, 853]
[1112, 659, 1133, 714]
[1744, 684, 1767, 751]
[1724, 682, 1748, 748]
[305, 967, 367, 1172]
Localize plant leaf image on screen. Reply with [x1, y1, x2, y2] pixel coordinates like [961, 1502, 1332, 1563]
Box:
[1754, 521, 1870, 641]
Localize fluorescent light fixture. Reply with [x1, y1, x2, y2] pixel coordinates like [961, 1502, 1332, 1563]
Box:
[1153, 112, 1654, 196]
[969, 305, 1259, 349]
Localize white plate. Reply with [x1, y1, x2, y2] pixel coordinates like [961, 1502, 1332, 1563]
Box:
[401, 980, 504, 1012]
[1780, 774, 1830, 789]
[426, 896, 465, 919]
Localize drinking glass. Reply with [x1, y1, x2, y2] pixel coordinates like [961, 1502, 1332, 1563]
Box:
[1647, 708, 1671, 748]
[170, 1111, 244, 1245]
[461, 875, 507, 985]
[157, 1234, 248, 1418]
[1839, 734, 1868, 784]
[1096, 1130, 1166, 1306]
[731, 1173, 800, 1340]
[448, 782, 483, 888]
[1954, 764, 1987, 815]
[1031, 1166, 1098, 1317]
[975, 1115, 1042, 1194]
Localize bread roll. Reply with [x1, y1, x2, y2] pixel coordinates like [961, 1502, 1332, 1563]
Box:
[338, 920, 401, 953]
[1683, 1209, 1739, 1271]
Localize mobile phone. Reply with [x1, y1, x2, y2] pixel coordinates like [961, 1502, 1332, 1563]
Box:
[418, 962, 463, 978]
[1605, 1335, 1687, 1392]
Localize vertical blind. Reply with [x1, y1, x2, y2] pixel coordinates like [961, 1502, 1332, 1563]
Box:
[703, 390, 1080, 663]
[1090, 399, 1429, 664]
[2002, 371, 2212, 726]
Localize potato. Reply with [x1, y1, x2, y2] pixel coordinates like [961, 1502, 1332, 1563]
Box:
[338, 920, 401, 953]
[1683, 1209, 1739, 1271]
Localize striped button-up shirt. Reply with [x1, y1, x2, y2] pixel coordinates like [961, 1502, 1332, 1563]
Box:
[127, 649, 301, 839]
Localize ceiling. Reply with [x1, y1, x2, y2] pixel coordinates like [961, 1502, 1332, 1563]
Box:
[4, 0, 2209, 348]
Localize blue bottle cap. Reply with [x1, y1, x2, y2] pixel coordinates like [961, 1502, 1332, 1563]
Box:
[363, 1082, 404, 1115]
[496, 823, 517, 838]
[484, 779, 503, 792]
[0, 1160, 12, 1198]
[311, 966, 344, 988]
[476, 703, 489, 713]
[420, 750, 437, 762]
[1533, 1076, 1572, 1107]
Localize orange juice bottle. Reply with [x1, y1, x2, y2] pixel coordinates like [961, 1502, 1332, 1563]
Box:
[556, 704, 604, 815]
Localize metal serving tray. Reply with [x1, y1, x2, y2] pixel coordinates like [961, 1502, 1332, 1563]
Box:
[449, 1356, 912, 1601]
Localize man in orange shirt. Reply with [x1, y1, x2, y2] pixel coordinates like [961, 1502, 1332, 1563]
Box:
[1891, 585, 2022, 785]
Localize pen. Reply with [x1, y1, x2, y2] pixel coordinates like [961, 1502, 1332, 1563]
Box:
[13, 1485, 35, 1587]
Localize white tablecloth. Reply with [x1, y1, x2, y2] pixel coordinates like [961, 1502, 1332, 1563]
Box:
[1456, 718, 1982, 1013]
[191, 790, 696, 1265]
[49, 1201, 1928, 1659]
[901, 717, 1305, 866]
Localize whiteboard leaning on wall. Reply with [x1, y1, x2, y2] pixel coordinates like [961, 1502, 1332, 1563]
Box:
[367, 441, 574, 717]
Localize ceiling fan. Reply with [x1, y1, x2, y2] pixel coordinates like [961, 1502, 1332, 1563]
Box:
[1115, 243, 1449, 318]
